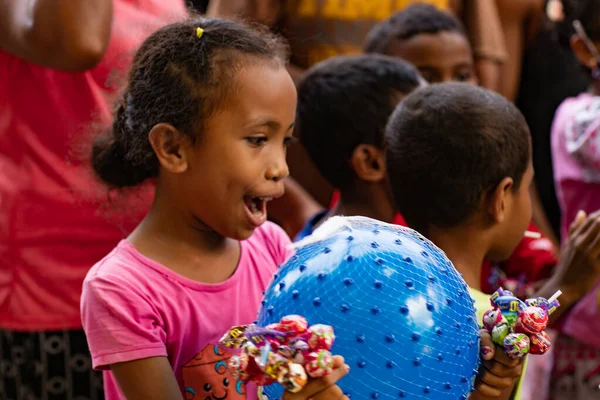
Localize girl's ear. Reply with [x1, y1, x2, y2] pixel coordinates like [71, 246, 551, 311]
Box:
[148, 123, 190, 174]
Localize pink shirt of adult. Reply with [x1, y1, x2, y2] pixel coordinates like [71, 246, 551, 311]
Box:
[81, 221, 291, 400]
[551, 92, 600, 349]
[0, 0, 187, 331]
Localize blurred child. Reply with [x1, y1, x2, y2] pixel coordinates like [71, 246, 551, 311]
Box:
[80, 18, 349, 400]
[548, 0, 600, 397]
[364, 3, 559, 297]
[294, 54, 423, 238]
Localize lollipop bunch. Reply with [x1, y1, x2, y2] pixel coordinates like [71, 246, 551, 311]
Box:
[482, 288, 561, 359]
[219, 315, 335, 393]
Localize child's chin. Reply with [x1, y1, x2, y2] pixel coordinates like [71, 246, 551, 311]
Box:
[234, 225, 259, 240]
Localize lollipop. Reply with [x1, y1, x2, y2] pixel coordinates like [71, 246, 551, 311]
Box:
[483, 308, 507, 332]
[515, 306, 548, 334]
[504, 333, 530, 359]
[219, 315, 335, 393]
[482, 289, 561, 359]
[529, 331, 551, 355]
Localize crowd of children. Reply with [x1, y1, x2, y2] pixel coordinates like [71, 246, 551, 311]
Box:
[2, 0, 600, 400]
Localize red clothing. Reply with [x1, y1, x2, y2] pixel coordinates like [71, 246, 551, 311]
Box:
[330, 190, 556, 295]
[0, 0, 187, 331]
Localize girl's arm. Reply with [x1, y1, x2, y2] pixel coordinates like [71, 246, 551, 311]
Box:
[0, 0, 112, 71]
[112, 357, 182, 400]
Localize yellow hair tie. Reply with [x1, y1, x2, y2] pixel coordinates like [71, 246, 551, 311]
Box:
[196, 27, 204, 39]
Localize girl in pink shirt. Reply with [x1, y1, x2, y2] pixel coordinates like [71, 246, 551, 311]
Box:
[549, 1, 600, 398]
[81, 18, 349, 400]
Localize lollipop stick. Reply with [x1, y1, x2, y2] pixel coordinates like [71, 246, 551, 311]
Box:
[524, 230, 542, 239]
[548, 290, 562, 304]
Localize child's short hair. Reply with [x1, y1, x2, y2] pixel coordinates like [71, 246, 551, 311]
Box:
[296, 54, 421, 191]
[364, 3, 465, 54]
[92, 18, 288, 187]
[385, 83, 531, 232]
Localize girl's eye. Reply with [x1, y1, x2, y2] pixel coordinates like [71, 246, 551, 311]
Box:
[246, 137, 267, 146]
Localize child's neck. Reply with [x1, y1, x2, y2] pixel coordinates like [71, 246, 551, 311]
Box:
[128, 185, 241, 284]
[589, 79, 600, 96]
[424, 225, 486, 291]
[332, 186, 396, 224]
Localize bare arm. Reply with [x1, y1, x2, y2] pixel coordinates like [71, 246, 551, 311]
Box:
[111, 357, 182, 400]
[0, 0, 113, 72]
[460, 0, 506, 93]
[207, 0, 281, 26]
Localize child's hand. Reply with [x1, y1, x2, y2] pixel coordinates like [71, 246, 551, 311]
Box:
[552, 210, 600, 300]
[282, 356, 350, 400]
[471, 330, 523, 399]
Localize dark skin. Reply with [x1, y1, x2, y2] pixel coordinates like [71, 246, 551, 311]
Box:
[207, 0, 506, 232]
[0, 0, 114, 71]
[318, 146, 533, 399]
[112, 61, 350, 400]
[338, 136, 600, 396]
[385, 32, 477, 85]
[384, 29, 560, 252]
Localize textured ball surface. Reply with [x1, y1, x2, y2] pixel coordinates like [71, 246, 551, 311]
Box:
[257, 217, 480, 399]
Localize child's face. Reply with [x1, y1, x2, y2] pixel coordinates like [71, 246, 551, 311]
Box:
[488, 161, 534, 261]
[386, 31, 476, 85]
[183, 61, 297, 240]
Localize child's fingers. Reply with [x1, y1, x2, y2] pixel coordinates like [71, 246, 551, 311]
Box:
[473, 379, 503, 398]
[568, 210, 587, 235]
[477, 365, 518, 390]
[289, 356, 349, 400]
[478, 329, 495, 361]
[482, 358, 524, 379]
[310, 385, 349, 400]
[491, 347, 523, 369]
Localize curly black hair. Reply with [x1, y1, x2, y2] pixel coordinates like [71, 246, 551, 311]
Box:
[92, 18, 288, 188]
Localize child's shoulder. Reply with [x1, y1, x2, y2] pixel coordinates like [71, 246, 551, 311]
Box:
[83, 240, 147, 289]
[555, 93, 598, 120]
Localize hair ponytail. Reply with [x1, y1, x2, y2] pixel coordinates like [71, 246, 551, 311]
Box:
[91, 98, 158, 187]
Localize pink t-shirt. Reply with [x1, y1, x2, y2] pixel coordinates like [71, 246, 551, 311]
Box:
[551, 93, 600, 349]
[81, 222, 291, 400]
[0, 0, 187, 331]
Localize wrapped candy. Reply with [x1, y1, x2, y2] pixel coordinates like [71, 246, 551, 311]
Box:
[278, 363, 308, 392]
[306, 324, 335, 350]
[482, 288, 561, 359]
[483, 309, 507, 333]
[492, 295, 525, 325]
[219, 325, 251, 348]
[491, 322, 511, 346]
[529, 331, 551, 355]
[504, 333, 530, 359]
[304, 350, 335, 378]
[218, 315, 335, 393]
[514, 306, 548, 334]
[280, 315, 309, 334]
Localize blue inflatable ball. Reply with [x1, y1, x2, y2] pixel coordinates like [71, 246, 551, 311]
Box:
[257, 216, 480, 400]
